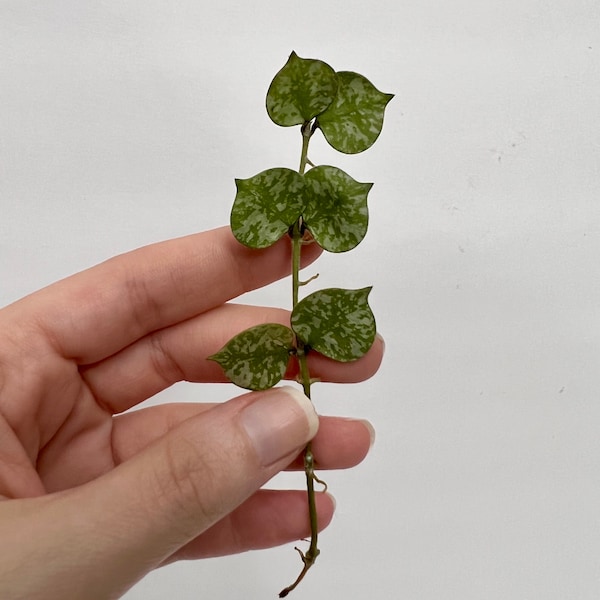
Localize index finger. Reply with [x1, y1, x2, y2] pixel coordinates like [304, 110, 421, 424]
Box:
[5, 227, 321, 364]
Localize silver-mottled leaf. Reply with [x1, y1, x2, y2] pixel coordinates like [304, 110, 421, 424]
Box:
[209, 323, 294, 390]
[291, 287, 376, 362]
[317, 71, 394, 154]
[231, 168, 305, 248]
[266, 51, 338, 127]
[303, 165, 372, 253]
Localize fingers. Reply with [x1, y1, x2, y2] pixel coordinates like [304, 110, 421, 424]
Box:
[0, 387, 319, 599]
[287, 416, 374, 470]
[82, 303, 384, 414]
[112, 404, 374, 472]
[4, 227, 321, 364]
[167, 490, 336, 561]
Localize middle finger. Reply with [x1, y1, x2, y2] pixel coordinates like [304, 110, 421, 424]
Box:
[81, 303, 384, 414]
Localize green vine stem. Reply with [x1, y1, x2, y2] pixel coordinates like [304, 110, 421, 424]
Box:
[278, 122, 323, 598]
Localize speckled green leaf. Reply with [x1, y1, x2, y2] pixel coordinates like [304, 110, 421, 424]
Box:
[231, 168, 305, 248]
[266, 51, 338, 127]
[303, 165, 372, 253]
[317, 71, 394, 154]
[209, 323, 294, 390]
[291, 287, 376, 362]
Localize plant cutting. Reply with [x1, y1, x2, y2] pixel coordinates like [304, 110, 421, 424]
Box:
[210, 51, 393, 596]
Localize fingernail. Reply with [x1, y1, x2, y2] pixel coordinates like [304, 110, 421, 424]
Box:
[241, 386, 319, 467]
[376, 332, 386, 355]
[360, 419, 376, 449]
[326, 492, 337, 512]
[340, 417, 376, 449]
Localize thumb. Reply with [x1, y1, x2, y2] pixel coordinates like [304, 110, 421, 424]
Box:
[2, 386, 318, 600]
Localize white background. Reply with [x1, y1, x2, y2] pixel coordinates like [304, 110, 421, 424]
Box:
[1, 1, 600, 598]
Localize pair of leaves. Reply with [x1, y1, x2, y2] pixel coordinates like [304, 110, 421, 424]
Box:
[209, 287, 376, 390]
[266, 51, 394, 154]
[231, 165, 371, 252]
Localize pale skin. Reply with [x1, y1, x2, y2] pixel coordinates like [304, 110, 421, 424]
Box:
[0, 226, 384, 600]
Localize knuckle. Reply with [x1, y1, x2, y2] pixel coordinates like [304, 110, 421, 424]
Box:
[123, 271, 163, 335]
[152, 434, 225, 535]
[147, 331, 185, 387]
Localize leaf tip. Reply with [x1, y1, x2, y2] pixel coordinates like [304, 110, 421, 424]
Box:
[206, 351, 223, 364]
[358, 285, 374, 300]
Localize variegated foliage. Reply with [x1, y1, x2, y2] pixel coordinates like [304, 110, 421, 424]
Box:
[211, 52, 392, 391]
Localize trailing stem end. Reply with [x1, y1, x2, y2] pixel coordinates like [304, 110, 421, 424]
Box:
[278, 444, 323, 597]
[278, 546, 320, 598]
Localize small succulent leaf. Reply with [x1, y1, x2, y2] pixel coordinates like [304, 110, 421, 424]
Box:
[266, 51, 338, 127]
[303, 165, 372, 253]
[231, 168, 305, 248]
[291, 287, 376, 362]
[208, 323, 294, 390]
[317, 71, 394, 154]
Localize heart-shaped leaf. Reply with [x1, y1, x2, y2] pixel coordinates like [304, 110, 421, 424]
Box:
[209, 323, 294, 390]
[266, 51, 338, 127]
[317, 71, 394, 154]
[303, 165, 372, 253]
[231, 168, 305, 248]
[291, 287, 376, 362]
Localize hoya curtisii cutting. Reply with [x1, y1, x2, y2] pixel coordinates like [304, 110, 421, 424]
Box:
[210, 51, 393, 596]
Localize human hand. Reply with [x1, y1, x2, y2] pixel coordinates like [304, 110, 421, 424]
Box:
[0, 226, 383, 599]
